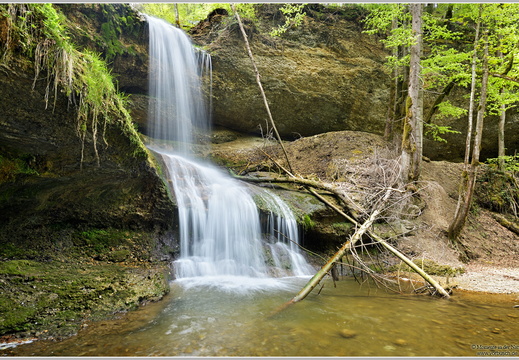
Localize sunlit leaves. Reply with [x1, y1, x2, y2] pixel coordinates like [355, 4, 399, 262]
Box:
[270, 3, 306, 37]
[140, 3, 257, 30]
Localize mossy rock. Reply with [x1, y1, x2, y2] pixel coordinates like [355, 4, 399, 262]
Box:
[0, 259, 170, 338]
[390, 259, 465, 277]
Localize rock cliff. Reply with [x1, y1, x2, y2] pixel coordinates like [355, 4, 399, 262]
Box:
[189, 4, 518, 161]
[0, 4, 176, 262]
[191, 4, 391, 139]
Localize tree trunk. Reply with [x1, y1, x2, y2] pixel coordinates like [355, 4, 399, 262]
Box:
[449, 27, 490, 241]
[401, 3, 423, 183]
[385, 16, 399, 141]
[498, 94, 506, 171]
[231, 4, 294, 174]
[424, 80, 455, 124]
[174, 4, 180, 28]
[497, 35, 506, 171]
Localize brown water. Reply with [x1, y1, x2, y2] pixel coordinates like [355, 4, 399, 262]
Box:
[4, 277, 519, 357]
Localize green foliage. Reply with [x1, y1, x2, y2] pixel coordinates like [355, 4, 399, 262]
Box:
[141, 3, 257, 30]
[424, 123, 461, 143]
[486, 155, 519, 173]
[270, 4, 307, 37]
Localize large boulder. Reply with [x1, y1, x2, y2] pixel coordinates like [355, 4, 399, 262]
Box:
[191, 4, 391, 139]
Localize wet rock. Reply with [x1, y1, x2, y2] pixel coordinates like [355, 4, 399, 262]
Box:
[338, 328, 357, 339]
[394, 338, 408, 346]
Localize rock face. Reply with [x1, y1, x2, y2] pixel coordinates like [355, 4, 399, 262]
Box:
[0, 63, 176, 255]
[189, 4, 519, 161]
[0, 4, 177, 261]
[191, 4, 391, 139]
[71, 3, 518, 162]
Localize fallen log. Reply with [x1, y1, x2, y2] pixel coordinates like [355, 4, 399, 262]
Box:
[312, 186, 451, 298]
[493, 213, 519, 235]
[232, 172, 364, 219]
[271, 209, 379, 315]
[272, 183, 450, 315]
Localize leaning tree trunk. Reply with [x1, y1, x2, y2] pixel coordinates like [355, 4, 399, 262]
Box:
[271, 187, 451, 314]
[231, 4, 294, 174]
[288, 205, 382, 305]
[401, 3, 423, 183]
[449, 28, 489, 241]
[448, 12, 481, 240]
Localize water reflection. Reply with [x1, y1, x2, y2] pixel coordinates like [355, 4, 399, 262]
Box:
[4, 277, 519, 357]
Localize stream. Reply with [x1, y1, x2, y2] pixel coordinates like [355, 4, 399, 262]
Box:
[5, 13, 518, 358]
[6, 277, 519, 357]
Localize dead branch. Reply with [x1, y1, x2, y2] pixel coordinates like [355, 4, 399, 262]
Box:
[271, 206, 382, 315]
[231, 4, 294, 174]
[233, 171, 364, 218]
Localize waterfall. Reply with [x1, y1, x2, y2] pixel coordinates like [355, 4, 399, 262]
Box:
[145, 16, 313, 287]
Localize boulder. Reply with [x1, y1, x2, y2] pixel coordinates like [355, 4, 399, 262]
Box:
[191, 4, 391, 140]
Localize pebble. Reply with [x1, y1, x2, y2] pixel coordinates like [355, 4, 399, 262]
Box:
[487, 315, 503, 321]
[491, 328, 501, 334]
[394, 338, 408, 346]
[338, 329, 357, 339]
[384, 345, 396, 352]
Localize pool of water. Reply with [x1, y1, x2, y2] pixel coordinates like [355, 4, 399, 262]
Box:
[4, 277, 519, 357]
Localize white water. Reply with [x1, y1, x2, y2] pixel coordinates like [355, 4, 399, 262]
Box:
[145, 16, 313, 288]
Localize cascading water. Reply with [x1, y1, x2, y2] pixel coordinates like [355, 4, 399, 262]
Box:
[145, 15, 313, 288]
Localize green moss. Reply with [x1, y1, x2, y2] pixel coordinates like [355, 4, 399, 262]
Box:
[302, 214, 316, 230]
[475, 166, 519, 216]
[331, 222, 353, 231]
[0, 260, 170, 337]
[0, 155, 39, 185]
[390, 259, 465, 277]
[2, 4, 148, 167]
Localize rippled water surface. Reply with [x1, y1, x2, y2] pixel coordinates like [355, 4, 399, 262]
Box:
[6, 277, 519, 357]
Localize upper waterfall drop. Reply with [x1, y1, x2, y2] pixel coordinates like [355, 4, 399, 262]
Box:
[144, 15, 313, 287]
[146, 15, 211, 153]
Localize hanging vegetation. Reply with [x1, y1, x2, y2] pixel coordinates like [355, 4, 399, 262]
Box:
[1, 4, 147, 168]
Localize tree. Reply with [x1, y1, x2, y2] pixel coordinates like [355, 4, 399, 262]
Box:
[401, 3, 423, 183]
[448, 4, 519, 241]
[364, 4, 425, 183]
